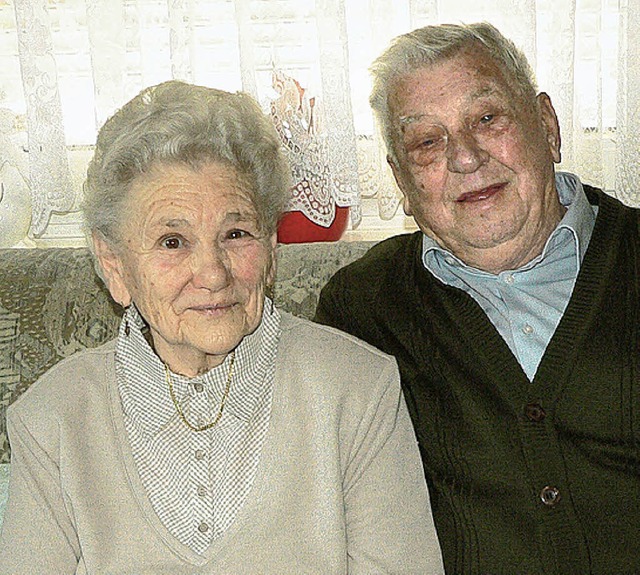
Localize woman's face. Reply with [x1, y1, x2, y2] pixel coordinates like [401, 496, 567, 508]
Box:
[95, 161, 276, 376]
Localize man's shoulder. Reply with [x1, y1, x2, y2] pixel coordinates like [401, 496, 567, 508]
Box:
[333, 232, 421, 283]
[584, 183, 640, 215]
[314, 232, 423, 330]
[583, 184, 640, 240]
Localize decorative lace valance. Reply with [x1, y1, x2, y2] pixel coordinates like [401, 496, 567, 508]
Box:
[270, 69, 359, 228]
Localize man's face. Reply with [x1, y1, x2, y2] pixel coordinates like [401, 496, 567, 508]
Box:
[388, 46, 564, 273]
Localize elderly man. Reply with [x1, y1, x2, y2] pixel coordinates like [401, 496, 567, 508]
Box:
[315, 22, 640, 575]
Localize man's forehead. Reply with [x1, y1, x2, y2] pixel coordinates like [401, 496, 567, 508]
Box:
[397, 85, 505, 125]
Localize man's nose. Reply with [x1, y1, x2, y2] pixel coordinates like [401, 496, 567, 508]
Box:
[445, 130, 489, 173]
[190, 245, 232, 290]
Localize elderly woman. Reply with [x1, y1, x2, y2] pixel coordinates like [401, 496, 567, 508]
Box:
[0, 81, 443, 573]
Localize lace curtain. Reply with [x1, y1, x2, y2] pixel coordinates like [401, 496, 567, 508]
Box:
[0, 0, 637, 246]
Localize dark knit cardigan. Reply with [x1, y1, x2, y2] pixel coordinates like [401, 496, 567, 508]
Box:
[315, 186, 640, 575]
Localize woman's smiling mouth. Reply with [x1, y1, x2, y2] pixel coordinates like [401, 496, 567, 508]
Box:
[187, 303, 236, 315]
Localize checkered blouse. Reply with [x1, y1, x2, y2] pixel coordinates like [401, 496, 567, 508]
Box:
[115, 301, 280, 554]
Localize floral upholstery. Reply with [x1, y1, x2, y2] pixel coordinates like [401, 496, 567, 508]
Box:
[0, 241, 375, 464]
[0, 464, 8, 529]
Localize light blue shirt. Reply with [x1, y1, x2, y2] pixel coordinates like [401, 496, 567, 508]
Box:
[422, 172, 597, 381]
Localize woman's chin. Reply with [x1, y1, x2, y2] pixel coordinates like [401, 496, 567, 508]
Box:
[179, 324, 256, 366]
[149, 305, 264, 371]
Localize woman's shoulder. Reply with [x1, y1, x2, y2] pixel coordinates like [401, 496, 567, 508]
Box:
[279, 312, 395, 366]
[275, 313, 404, 435]
[9, 339, 117, 420]
[277, 312, 400, 405]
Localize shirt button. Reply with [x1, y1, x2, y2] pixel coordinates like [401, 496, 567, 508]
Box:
[194, 382, 204, 393]
[540, 486, 561, 506]
[195, 449, 205, 461]
[197, 485, 207, 497]
[504, 274, 515, 284]
[525, 403, 546, 422]
[198, 521, 210, 533]
[522, 323, 534, 335]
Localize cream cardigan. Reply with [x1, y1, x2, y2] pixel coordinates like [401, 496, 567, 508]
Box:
[0, 313, 443, 574]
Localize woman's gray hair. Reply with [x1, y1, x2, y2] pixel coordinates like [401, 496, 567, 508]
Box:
[83, 80, 291, 244]
[370, 22, 538, 162]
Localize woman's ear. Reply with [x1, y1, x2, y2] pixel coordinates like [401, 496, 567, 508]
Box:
[92, 233, 132, 308]
[266, 232, 278, 287]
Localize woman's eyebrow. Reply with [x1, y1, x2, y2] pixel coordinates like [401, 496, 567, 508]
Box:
[224, 211, 258, 223]
[157, 218, 191, 229]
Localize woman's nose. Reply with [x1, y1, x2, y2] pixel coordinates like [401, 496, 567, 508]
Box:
[190, 245, 232, 290]
[445, 131, 490, 173]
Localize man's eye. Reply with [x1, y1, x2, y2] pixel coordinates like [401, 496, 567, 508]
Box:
[474, 112, 510, 134]
[406, 133, 447, 166]
[160, 236, 184, 249]
[420, 135, 444, 148]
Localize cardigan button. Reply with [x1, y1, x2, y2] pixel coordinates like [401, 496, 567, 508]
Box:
[198, 521, 210, 533]
[540, 486, 561, 506]
[525, 402, 546, 422]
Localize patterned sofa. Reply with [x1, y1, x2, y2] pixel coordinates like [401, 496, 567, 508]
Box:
[0, 240, 376, 527]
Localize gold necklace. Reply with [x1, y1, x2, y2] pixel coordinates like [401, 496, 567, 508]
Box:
[165, 351, 235, 432]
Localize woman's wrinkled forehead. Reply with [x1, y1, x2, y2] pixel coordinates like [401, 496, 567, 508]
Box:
[115, 161, 261, 238]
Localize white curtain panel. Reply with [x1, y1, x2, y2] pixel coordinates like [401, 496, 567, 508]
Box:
[2, 0, 638, 242]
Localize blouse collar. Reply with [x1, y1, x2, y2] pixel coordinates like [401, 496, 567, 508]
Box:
[115, 299, 281, 434]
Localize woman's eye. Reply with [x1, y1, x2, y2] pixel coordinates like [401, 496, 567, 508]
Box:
[479, 114, 494, 124]
[227, 229, 251, 240]
[160, 236, 184, 249]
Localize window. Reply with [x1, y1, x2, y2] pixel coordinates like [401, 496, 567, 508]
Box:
[0, 0, 636, 247]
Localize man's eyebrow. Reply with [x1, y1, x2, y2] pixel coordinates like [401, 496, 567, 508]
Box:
[470, 85, 501, 100]
[399, 114, 426, 125]
[398, 85, 504, 125]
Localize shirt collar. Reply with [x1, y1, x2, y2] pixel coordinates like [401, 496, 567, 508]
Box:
[553, 171, 596, 265]
[116, 299, 281, 432]
[422, 171, 596, 275]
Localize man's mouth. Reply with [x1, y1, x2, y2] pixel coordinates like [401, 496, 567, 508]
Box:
[456, 183, 505, 203]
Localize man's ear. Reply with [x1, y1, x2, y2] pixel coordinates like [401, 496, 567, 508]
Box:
[387, 154, 414, 216]
[537, 92, 561, 163]
[92, 233, 132, 308]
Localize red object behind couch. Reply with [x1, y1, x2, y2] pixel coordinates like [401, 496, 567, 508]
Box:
[277, 206, 349, 243]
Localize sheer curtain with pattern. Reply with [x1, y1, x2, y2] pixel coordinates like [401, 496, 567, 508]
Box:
[0, 0, 637, 247]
